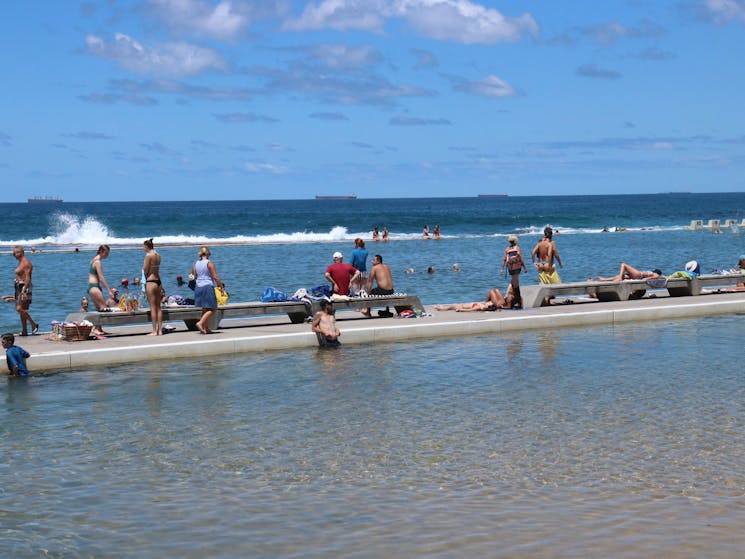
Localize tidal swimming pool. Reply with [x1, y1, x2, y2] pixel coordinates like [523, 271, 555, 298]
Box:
[2, 315, 744, 558]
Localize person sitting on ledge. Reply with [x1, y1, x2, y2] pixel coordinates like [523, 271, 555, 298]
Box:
[594, 263, 661, 282]
[362, 254, 394, 317]
[735, 256, 745, 290]
[312, 300, 340, 348]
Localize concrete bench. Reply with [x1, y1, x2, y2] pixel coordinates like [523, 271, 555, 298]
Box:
[520, 280, 651, 308]
[665, 273, 745, 297]
[312, 294, 424, 317]
[65, 301, 310, 331]
[521, 273, 745, 307]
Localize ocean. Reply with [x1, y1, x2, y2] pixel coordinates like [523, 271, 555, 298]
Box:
[2, 193, 745, 557]
[2, 193, 745, 331]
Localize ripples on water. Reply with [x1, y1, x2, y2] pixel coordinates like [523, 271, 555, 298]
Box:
[2, 317, 745, 558]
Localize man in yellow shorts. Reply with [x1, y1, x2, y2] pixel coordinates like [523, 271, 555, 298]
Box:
[531, 226, 563, 283]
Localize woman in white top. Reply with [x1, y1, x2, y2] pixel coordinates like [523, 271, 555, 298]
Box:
[191, 246, 225, 334]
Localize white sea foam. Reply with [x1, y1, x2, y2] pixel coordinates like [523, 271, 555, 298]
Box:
[507, 224, 688, 236]
[0, 212, 693, 248]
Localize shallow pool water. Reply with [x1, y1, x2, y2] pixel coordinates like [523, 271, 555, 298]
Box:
[2, 315, 744, 558]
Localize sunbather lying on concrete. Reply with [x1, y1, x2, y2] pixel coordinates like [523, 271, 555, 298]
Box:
[594, 263, 661, 282]
[434, 286, 515, 312]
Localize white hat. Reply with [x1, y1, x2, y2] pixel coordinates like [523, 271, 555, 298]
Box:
[685, 260, 699, 273]
[333, 251, 343, 259]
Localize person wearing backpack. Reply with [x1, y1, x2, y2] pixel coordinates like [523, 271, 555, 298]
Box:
[500, 234, 528, 294]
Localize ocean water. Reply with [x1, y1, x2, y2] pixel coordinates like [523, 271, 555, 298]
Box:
[2, 193, 745, 331]
[2, 194, 745, 557]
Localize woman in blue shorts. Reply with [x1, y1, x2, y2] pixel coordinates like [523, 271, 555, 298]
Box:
[191, 246, 225, 335]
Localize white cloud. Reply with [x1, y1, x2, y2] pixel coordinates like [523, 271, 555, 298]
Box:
[284, 0, 539, 44]
[576, 64, 622, 79]
[411, 48, 438, 69]
[84, 33, 227, 77]
[454, 75, 516, 97]
[214, 112, 278, 123]
[284, 0, 387, 32]
[244, 161, 289, 174]
[580, 20, 665, 44]
[390, 116, 452, 125]
[245, 64, 431, 106]
[402, 0, 539, 44]
[149, 0, 250, 39]
[703, 0, 745, 24]
[585, 22, 629, 44]
[649, 142, 674, 150]
[305, 44, 382, 70]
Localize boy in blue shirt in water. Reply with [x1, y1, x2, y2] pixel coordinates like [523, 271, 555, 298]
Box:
[2, 333, 30, 377]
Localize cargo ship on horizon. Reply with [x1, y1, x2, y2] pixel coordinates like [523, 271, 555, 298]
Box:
[28, 196, 63, 204]
[315, 194, 357, 200]
[477, 193, 508, 198]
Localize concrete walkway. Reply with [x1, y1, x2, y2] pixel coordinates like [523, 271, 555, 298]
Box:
[12, 291, 745, 373]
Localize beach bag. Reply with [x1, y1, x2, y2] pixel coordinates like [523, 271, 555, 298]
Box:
[215, 287, 229, 305]
[311, 285, 332, 298]
[291, 288, 308, 300]
[261, 287, 287, 302]
[506, 250, 523, 272]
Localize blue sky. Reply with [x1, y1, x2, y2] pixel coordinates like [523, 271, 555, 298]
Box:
[2, 0, 744, 201]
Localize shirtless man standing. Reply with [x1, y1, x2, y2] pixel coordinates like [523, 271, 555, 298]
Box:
[312, 300, 341, 347]
[364, 254, 394, 317]
[13, 246, 39, 336]
[531, 226, 563, 284]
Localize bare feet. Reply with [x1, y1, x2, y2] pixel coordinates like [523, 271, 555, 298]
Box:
[196, 322, 207, 334]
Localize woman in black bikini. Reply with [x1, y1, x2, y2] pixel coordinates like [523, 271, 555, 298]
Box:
[143, 238, 163, 335]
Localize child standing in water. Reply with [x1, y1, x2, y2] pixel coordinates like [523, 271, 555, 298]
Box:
[3, 333, 30, 377]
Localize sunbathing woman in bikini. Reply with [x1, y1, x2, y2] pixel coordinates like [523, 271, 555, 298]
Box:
[594, 263, 661, 282]
[434, 286, 515, 312]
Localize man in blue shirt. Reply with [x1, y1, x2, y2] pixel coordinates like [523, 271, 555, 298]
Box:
[3, 333, 31, 377]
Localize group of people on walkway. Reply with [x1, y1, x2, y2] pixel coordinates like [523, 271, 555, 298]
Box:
[5, 227, 555, 345]
[82, 241, 225, 337]
[325, 238, 394, 300]
[493, 226, 563, 308]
